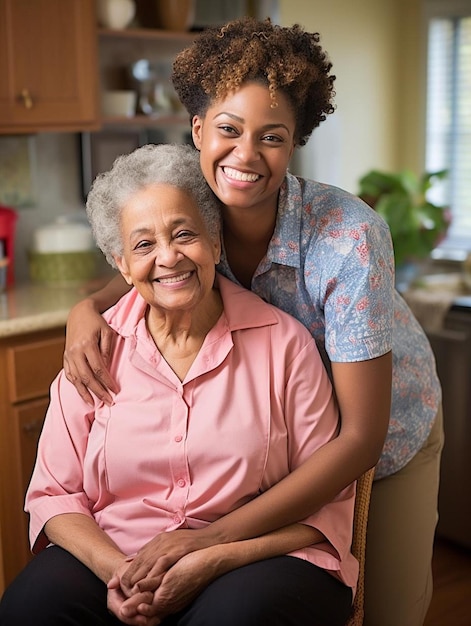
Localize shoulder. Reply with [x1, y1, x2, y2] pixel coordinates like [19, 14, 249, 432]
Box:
[103, 287, 147, 335]
[285, 172, 390, 233]
[285, 175, 394, 274]
[217, 274, 315, 349]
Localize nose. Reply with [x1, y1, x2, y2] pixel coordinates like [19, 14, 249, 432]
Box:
[234, 134, 260, 162]
[155, 242, 184, 267]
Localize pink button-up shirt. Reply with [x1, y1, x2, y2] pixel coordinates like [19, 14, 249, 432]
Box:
[26, 274, 358, 591]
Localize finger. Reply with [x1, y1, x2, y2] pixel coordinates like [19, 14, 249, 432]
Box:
[120, 592, 154, 621]
[107, 587, 128, 621]
[107, 575, 120, 589]
[136, 577, 163, 593]
[78, 372, 113, 406]
[63, 371, 95, 406]
[91, 363, 119, 397]
[99, 330, 116, 371]
[121, 592, 153, 612]
[116, 612, 148, 626]
[136, 601, 159, 618]
[122, 561, 150, 588]
[127, 568, 150, 589]
[78, 351, 116, 404]
[63, 351, 114, 405]
[127, 554, 174, 589]
[91, 337, 120, 395]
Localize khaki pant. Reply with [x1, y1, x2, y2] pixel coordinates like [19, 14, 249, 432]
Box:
[364, 406, 444, 626]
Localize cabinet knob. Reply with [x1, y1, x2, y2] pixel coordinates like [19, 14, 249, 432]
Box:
[20, 88, 33, 109]
[22, 419, 43, 439]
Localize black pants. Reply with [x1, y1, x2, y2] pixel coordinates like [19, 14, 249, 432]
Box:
[0, 546, 352, 626]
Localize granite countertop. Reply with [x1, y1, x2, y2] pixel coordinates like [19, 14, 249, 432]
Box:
[0, 277, 112, 338]
[2, 271, 470, 339]
[402, 272, 471, 333]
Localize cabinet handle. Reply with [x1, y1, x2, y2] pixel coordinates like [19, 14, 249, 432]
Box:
[20, 88, 33, 109]
[22, 419, 43, 438]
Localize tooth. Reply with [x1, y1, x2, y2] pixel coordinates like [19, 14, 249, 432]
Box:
[224, 167, 259, 182]
[159, 272, 191, 284]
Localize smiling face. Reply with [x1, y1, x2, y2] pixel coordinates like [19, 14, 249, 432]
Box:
[191, 82, 296, 217]
[114, 183, 221, 315]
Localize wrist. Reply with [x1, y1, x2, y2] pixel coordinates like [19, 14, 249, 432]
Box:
[198, 543, 239, 579]
[95, 551, 128, 584]
[198, 521, 232, 546]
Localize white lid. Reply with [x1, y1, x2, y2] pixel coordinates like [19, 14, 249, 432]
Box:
[33, 216, 94, 253]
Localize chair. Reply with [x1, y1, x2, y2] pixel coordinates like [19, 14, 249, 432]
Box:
[346, 466, 375, 626]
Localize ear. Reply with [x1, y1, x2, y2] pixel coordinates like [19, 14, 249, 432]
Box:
[212, 236, 221, 265]
[114, 255, 133, 286]
[288, 140, 296, 161]
[192, 115, 203, 150]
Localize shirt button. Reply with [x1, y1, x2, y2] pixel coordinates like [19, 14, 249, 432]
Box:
[174, 435, 183, 443]
[173, 515, 181, 524]
[177, 479, 186, 488]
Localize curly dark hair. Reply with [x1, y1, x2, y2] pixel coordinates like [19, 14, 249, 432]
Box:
[172, 16, 336, 146]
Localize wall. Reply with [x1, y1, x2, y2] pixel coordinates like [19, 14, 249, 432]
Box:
[280, 0, 425, 192]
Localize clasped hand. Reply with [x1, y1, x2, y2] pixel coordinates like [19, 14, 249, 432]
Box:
[107, 528, 220, 625]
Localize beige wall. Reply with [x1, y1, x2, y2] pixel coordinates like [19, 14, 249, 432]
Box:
[280, 0, 424, 193]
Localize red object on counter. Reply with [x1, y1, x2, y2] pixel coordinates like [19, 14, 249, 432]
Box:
[0, 205, 18, 286]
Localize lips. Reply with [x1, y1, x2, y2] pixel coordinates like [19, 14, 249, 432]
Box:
[156, 271, 192, 284]
[223, 166, 260, 182]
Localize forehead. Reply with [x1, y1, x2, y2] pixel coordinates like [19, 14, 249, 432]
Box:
[209, 82, 295, 127]
[123, 183, 201, 222]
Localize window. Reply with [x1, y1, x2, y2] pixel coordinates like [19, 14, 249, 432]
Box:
[425, 1, 471, 259]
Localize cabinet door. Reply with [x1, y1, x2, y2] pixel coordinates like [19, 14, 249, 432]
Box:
[6, 335, 65, 403]
[16, 399, 49, 507]
[14, 399, 50, 569]
[0, 329, 65, 590]
[0, 0, 99, 133]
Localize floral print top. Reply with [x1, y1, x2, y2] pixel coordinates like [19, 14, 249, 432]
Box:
[217, 172, 441, 479]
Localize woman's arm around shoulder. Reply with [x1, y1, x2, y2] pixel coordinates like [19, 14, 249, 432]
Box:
[64, 273, 130, 405]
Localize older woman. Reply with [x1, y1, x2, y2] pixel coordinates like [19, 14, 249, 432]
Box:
[0, 144, 356, 626]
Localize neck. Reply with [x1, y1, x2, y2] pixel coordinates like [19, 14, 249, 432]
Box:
[222, 202, 277, 288]
[222, 198, 278, 246]
[146, 289, 223, 380]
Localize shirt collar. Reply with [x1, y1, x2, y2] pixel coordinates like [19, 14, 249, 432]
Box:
[266, 172, 303, 269]
[215, 273, 278, 331]
[105, 273, 279, 339]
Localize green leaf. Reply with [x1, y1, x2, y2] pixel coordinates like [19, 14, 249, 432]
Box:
[358, 168, 449, 266]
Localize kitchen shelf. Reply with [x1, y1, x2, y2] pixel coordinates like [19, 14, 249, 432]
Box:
[98, 27, 196, 43]
[100, 113, 190, 128]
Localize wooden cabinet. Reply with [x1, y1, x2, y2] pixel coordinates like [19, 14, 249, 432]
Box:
[0, 327, 65, 594]
[0, 0, 99, 134]
[0, 0, 197, 135]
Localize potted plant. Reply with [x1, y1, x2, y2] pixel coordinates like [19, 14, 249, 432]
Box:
[358, 169, 450, 271]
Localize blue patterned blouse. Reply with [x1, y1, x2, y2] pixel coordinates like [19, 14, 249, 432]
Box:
[217, 172, 441, 479]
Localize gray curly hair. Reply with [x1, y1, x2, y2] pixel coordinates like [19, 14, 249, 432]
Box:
[86, 143, 222, 268]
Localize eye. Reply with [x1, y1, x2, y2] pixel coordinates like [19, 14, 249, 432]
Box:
[133, 240, 152, 251]
[262, 133, 284, 144]
[175, 230, 197, 240]
[218, 124, 239, 136]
